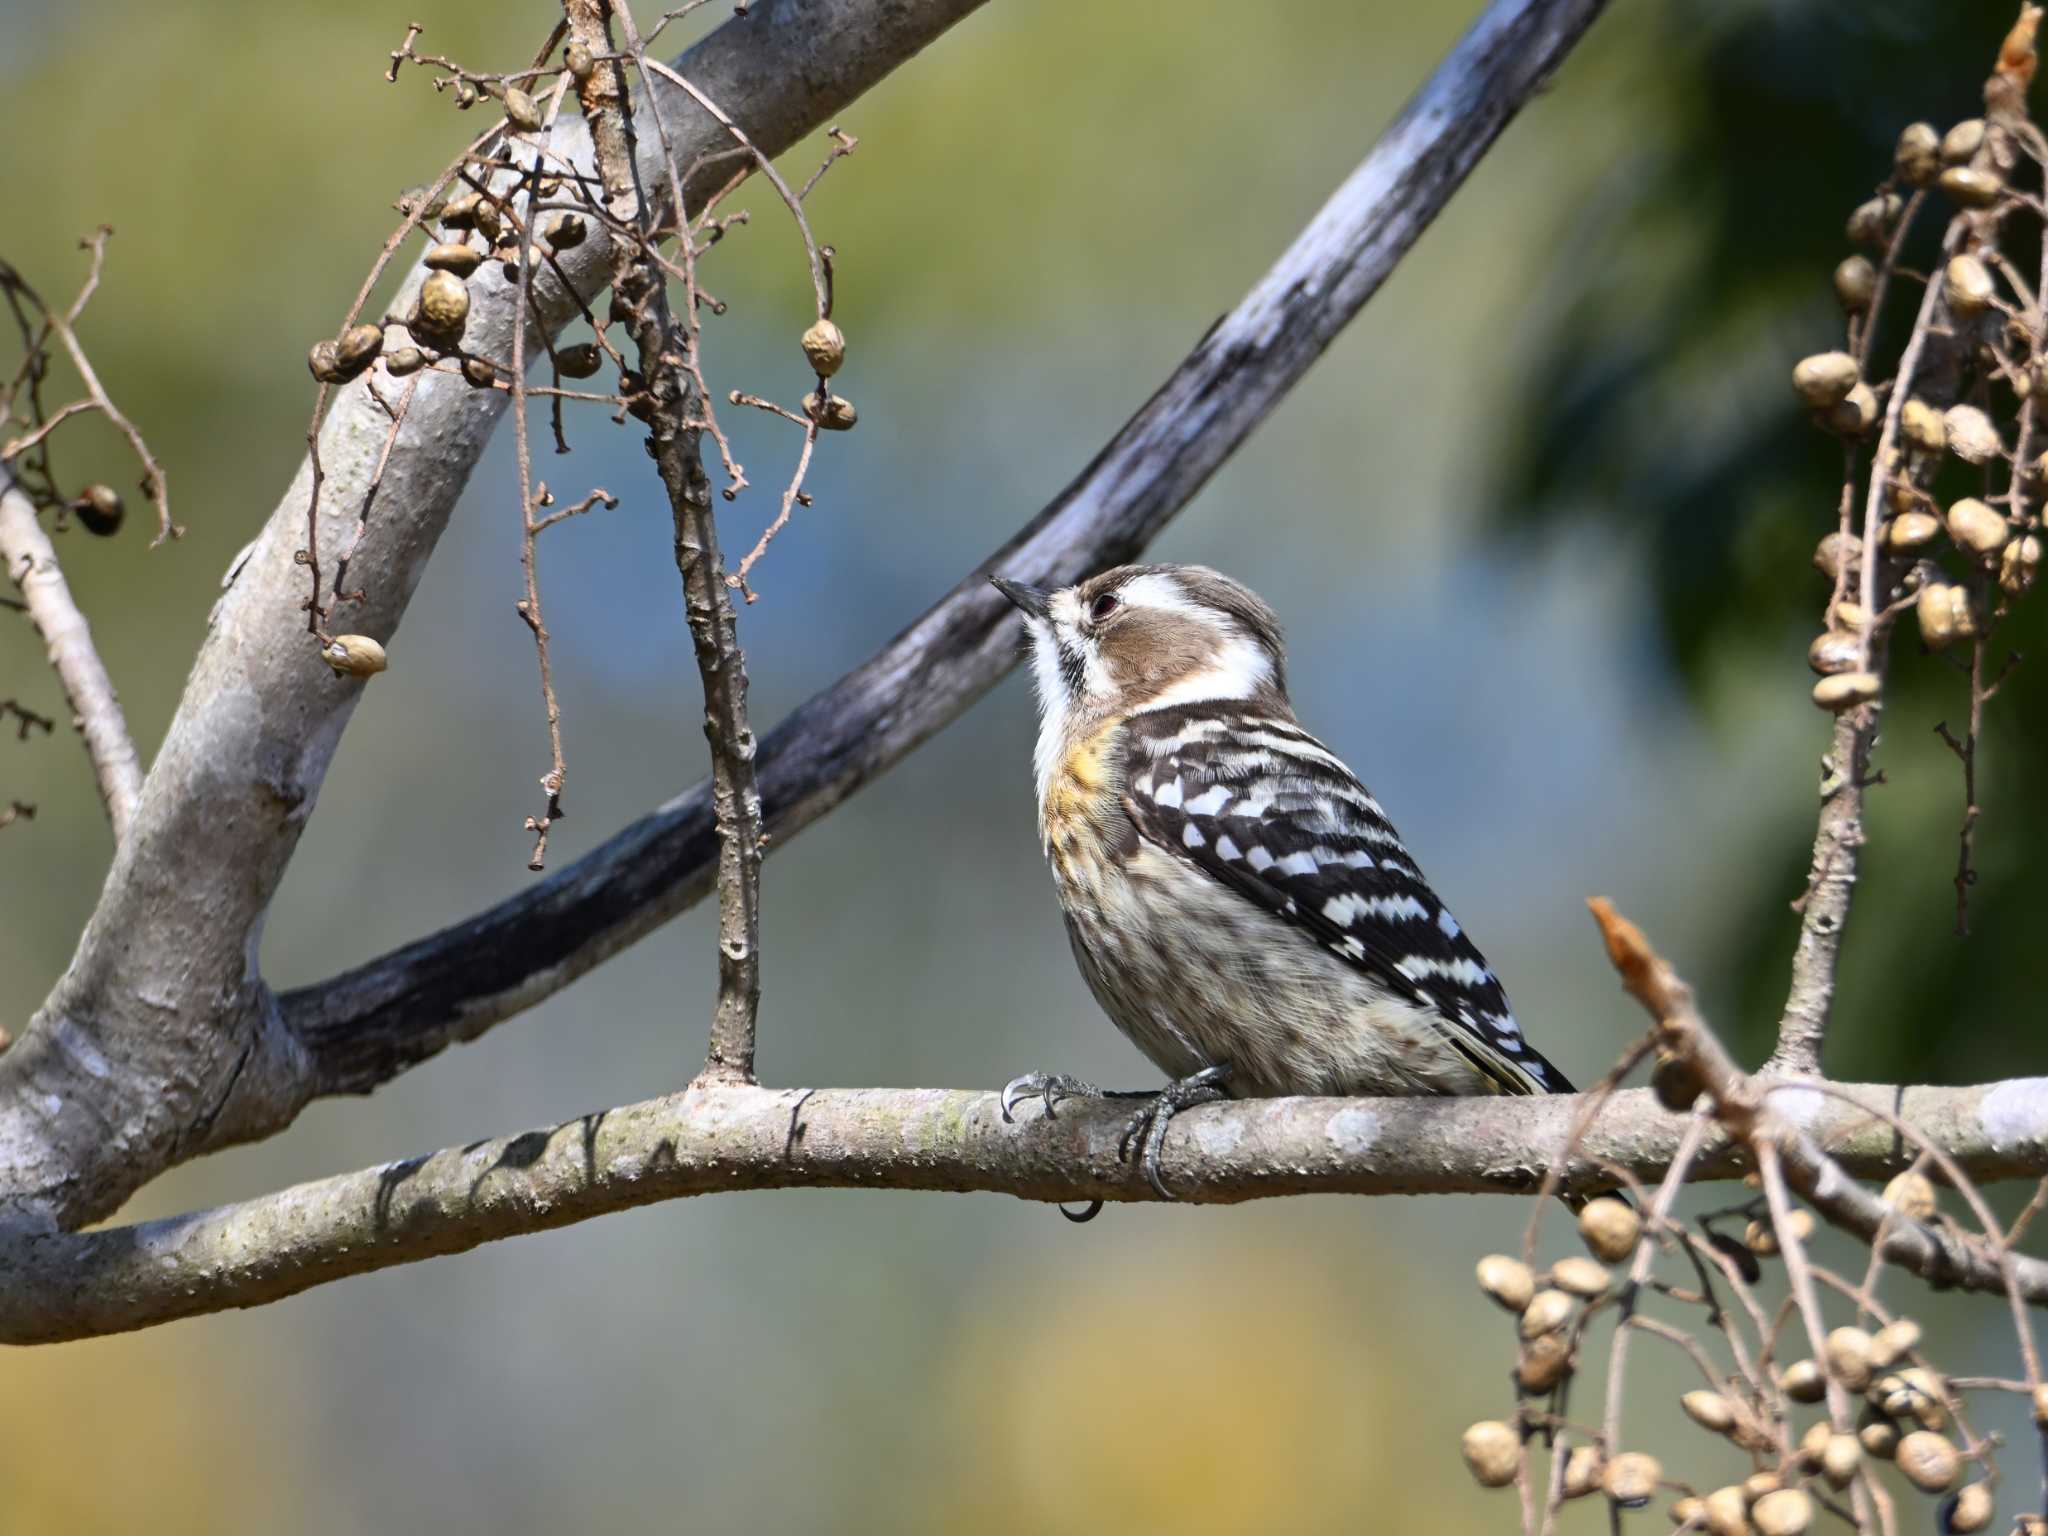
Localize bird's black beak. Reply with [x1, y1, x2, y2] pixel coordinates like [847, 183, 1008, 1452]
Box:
[989, 574, 1052, 621]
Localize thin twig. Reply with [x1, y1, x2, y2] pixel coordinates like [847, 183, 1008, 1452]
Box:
[570, 0, 766, 1081]
[0, 465, 142, 839]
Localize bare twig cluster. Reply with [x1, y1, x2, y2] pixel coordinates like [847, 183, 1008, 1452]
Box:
[0, 233, 171, 843]
[308, 11, 856, 875]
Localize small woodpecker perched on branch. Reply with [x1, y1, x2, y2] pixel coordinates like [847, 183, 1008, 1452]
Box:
[992, 564, 1577, 1198]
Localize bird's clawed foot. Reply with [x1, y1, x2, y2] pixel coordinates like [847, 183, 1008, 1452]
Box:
[1000, 1070, 1104, 1123]
[1119, 1063, 1232, 1200]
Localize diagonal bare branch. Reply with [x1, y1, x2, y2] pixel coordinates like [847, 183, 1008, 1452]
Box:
[288, 0, 1614, 1102]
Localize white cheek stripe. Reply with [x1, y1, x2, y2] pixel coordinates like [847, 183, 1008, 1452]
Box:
[1139, 635, 1275, 712]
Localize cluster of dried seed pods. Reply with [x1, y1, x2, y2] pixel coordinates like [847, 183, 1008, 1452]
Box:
[1798, 105, 2048, 718]
[1459, 1168, 2034, 1533]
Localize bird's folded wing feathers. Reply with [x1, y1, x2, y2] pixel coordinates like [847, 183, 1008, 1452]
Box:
[1120, 705, 1571, 1096]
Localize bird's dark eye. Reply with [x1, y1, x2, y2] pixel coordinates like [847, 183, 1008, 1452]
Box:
[1090, 592, 1120, 622]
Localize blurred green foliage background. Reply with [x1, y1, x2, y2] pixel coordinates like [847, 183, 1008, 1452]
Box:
[0, 0, 2040, 1530]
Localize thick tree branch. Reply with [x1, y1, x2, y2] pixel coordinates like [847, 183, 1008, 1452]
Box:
[0, 1074, 2039, 1345]
[0, 464, 142, 841]
[288, 0, 1612, 1101]
[0, 0, 990, 1234]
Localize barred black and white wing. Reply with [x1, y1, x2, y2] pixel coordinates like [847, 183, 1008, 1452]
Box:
[1120, 703, 1572, 1097]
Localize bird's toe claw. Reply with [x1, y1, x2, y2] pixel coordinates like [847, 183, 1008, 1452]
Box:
[1000, 1070, 1102, 1123]
[1115, 1063, 1233, 1200]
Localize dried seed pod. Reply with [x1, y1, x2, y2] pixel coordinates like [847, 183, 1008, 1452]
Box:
[1681, 1391, 1737, 1435]
[74, 483, 124, 537]
[384, 346, 425, 377]
[1870, 1317, 1923, 1368]
[1884, 1179, 1933, 1228]
[416, 270, 471, 343]
[473, 198, 505, 245]
[1672, 1496, 1705, 1528]
[334, 323, 384, 377]
[556, 341, 602, 379]
[565, 40, 594, 81]
[1461, 1420, 1520, 1488]
[441, 192, 482, 229]
[1475, 1253, 1534, 1313]
[425, 241, 484, 276]
[1939, 166, 2004, 208]
[1942, 118, 1987, 163]
[322, 635, 387, 677]
[504, 87, 543, 131]
[1900, 398, 1948, 453]
[1847, 194, 1903, 245]
[1826, 1326, 1877, 1391]
[1650, 1052, 1703, 1111]
[1943, 404, 2002, 464]
[1939, 1483, 1994, 1534]
[453, 78, 479, 109]
[2033, 1382, 2048, 1425]
[1821, 1433, 1861, 1489]
[1916, 582, 1973, 650]
[1550, 1257, 1610, 1298]
[1601, 1452, 1660, 1509]
[1797, 1420, 1832, 1469]
[1833, 254, 1878, 310]
[1792, 351, 1860, 408]
[1896, 121, 1942, 185]
[1944, 254, 1996, 316]
[1808, 630, 1860, 675]
[1858, 1405, 1901, 1459]
[1781, 1359, 1826, 1403]
[1896, 1430, 1960, 1493]
[1879, 1368, 1950, 1430]
[2001, 533, 2042, 595]
[805, 392, 858, 431]
[1946, 497, 2010, 556]
[1751, 1488, 1813, 1536]
[1560, 1446, 1603, 1500]
[1745, 1209, 1813, 1254]
[308, 338, 344, 383]
[1702, 1485, 1750, 1536]
[1516, 1331, 1573, 1393]
[1813, 530, 1863, 580]
[801, 319, 847, 378]
[1883, 1172, 1938, 1220]
[1823, 382, 1878, 437]
[1885, 510, 1942, 551]
[1830, 600, 1869, 630]
[1813, 672, 1880, 712]
[461, 355, 496, 388]
[1742, 1472, 1782, 1504]
[1578, 1196, 1641, 1264]
[1519, 1288, 1573, 1339]
[542, 213, 587, 252]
